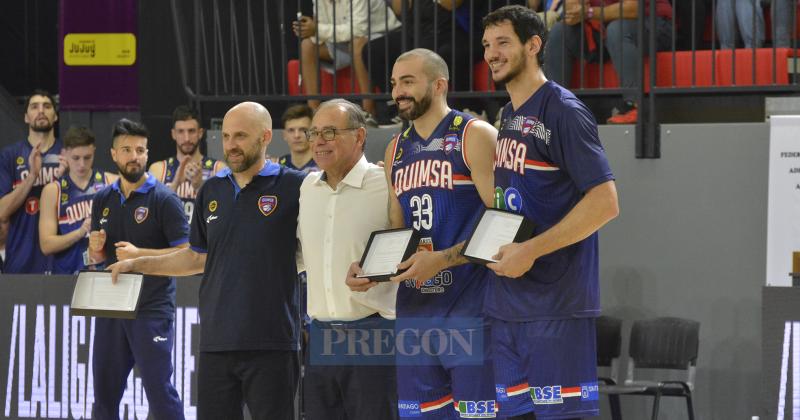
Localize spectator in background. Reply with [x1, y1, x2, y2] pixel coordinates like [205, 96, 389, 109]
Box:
[295, 0, 401, 121]
[545, 0, 674, 124]
[0, 89, 64, 273]
[716, 0, 764, 49]
[773, 0, 796, 48]
[279, 104, 318, 173]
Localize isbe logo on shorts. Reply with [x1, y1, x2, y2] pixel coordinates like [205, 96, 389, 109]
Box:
[456, 400, 497, 418]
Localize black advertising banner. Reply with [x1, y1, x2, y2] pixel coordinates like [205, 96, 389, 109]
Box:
[0, 275, 201, 420]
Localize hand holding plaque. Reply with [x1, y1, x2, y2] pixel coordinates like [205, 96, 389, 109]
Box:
[356, 228, 420, 282]
[70, 270, 143, 319]
[461, 208, 535, 264]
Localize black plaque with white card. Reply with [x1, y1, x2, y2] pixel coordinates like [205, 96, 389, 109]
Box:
[70, 270, 144, 319]
[357, 228, 421, 282]
[461, 208, 535, 264]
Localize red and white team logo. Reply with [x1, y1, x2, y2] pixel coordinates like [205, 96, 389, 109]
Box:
[443, 134, 458, 154]
[258, 195, 278, 216]
[134, 206, 149, 224]
[25, 197, 39, 215]
[521, 117, 537, 136]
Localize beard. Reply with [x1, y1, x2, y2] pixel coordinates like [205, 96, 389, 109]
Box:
[116, 161, 145, 183]
[30, 118, 54, 133]
[396, 85, 434, 121]
[179, 140, 199, 156]
[491, 52, 527, 85]
[225, 145, 262, 173]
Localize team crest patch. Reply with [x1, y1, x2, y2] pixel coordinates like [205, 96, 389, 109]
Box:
[61, 193, 68, 203]
[16, 156, 24, 165]
[134, 206, 149, 224]
[258, 195, 278, 216]
[453, 115, 463, 127]
[443, 134, 459, 154]
[61, 179, 68, 188]
[205, 159, 213, 168]
[209, 200, 218, 212]
[102, 207, 110, 217]
[95, 172, 103, 181]
[521, 117, 536, 136]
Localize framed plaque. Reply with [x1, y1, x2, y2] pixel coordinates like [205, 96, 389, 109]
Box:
[70, 270, 143, 319]
[357, 228, 421, 282]
[461, 208, 535, 264]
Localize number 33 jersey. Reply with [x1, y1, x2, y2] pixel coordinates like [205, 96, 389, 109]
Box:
[389, 110, 488, 318]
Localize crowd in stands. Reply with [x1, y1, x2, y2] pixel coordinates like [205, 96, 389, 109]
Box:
[292, 0, 799, 125]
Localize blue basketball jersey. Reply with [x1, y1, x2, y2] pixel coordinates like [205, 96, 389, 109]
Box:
[390, 110, 488, 318]
[486, 81, 615, 321]
[51, 170, 111, 274]
[0, 139, 63, 273]
[158, 156, 223, 224]
[279, 154, 318, 174]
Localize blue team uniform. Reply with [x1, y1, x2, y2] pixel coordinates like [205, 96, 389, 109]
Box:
[90, 175, 189, 419]
[158, 155, 224, 224]
[0, 139, 63, 273]
[279, 153, 318, 174]
[51, 170, 111, 274]
[390, 110, 497, 419]
[488, 81, 614, 418]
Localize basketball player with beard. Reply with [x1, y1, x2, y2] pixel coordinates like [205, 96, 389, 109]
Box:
[0, 89, 64, 273]
[348, 49, 499, 419]
[88, 118, 189, 419]
[149, 106, 226, 224]
[480, 6, 619, 419]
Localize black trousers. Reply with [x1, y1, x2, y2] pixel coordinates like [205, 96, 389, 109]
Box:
[304, 319, 398, 420]
[198, 350, 299, 420]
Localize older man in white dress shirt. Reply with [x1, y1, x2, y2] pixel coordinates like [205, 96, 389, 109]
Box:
[297, 99, 398, 419]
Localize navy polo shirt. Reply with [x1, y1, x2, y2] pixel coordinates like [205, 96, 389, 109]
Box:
[91, 175, 189, 320]
[190, 161, 305, 352]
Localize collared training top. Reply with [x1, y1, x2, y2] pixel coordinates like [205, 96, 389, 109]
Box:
[0, 139, 63, 273]
[190, 161, 305, 352]
[299, 155, 397, 322]
[157, 155, 225, 224]
[486, 81, 615, 322]
[52, 170, 111, 274]
[92, 175, 189, 320]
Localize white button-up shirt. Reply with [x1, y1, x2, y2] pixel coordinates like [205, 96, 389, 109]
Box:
[298, 155, 397, 322]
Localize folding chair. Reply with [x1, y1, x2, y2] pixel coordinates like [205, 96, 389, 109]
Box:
[596, 315, 623, 420]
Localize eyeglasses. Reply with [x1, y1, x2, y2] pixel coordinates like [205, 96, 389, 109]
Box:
[304, 127, 359, 142]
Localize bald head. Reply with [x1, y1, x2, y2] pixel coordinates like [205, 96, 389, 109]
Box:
[222, 101, 273, 173]
[396, 48, 449, 82]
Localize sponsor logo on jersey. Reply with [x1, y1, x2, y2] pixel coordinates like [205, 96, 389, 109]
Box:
[417, 237, 433, 252]
[493, 187, 522, 212]
[258, 195, 278, 216]
[95, 172, 103, 182]
[507, 115, 551, 145]
[209, 200, 218, 212]
[398, 400, 421, 417]
[102, 207, 110, 217]
[61, 179, 68, 188]
[496, 383, 530, 401]
[206, 214, 218, 224]
[456, 400, 497, 418]
[25, 197, 39, 215]
[453, 115, 463, 127]
[531, 384, 591, 405]
[61, 193, 69, 203]
[205, 159, 213, 168]
[134, 206, 149, 224]
[15, 156, 24, 166]
[153, 336, 168, 343]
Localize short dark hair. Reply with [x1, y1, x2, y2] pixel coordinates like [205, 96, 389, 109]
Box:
[281, 104, 314, 126]
[24, 89, 57, 112]
[111, 118, 149, 145]
[172, 105, 201, 126]
[64, 126, 96, 149]
[482, 5, 546, 68]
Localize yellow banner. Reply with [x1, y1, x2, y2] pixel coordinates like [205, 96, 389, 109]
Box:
[63, 33, 136, 66]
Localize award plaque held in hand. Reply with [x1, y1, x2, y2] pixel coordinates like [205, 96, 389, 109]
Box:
[461, 208, 535, 264]
[357, 228, 421, 282]
[70, 270, 143, 319]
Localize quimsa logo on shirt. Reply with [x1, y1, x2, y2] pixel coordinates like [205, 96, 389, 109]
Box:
[134, 206, 149, 224]
[258, 195, 278, 216]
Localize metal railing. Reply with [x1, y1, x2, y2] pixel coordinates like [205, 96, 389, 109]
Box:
[170, 0, 800, 158]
